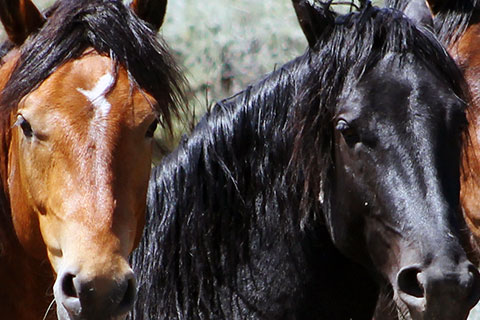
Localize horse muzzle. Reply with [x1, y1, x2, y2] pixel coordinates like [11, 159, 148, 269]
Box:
[53, 268, 136, 320]
[395, 260, 480, 320]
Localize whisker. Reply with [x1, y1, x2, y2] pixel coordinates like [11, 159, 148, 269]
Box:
[42, 299, 55, 320]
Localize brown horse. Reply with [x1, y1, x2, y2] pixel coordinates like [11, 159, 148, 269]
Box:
[0, 0, 185, 319]
[386, 0, 480, 258]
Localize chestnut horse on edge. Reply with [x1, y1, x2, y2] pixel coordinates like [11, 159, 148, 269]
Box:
[0, 0, 185, 319]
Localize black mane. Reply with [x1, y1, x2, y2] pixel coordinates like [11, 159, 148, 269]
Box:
[0, 0, 186, 128]
[132, 56, 319, 319]
[130, 4, 467, 319]
[386, 0, 480, 46]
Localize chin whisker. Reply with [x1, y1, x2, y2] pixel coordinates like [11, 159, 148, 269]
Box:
[43, 298, 56, 320]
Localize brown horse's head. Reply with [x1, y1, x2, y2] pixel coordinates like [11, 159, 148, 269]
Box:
[0, 0, 184, 319]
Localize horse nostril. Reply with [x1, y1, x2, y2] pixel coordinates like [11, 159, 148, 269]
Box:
[55, 270, 136, 317]
[466, 264, 480, 307]
[119, 276, 136, 311]
[61, 272, 78, 298]
[468, 264, 480, 284]
[397, 266, 424, 298]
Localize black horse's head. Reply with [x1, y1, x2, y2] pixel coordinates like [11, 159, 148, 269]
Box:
[293, 1, 480, 318]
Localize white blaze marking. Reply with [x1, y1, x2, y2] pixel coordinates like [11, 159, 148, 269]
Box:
[76, 73, 115, 188]
[77, 73, 114, 117]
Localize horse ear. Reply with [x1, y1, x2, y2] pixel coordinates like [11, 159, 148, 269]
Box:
[403, 0, 434, 29]
[292, 0, 332, 48]
[130, 0, 168, 32]
[0, 0, 45, 46]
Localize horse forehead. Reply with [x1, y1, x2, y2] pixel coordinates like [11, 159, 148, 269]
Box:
[77, 72, 115, 118]
[21, 52, 113, 109]
[18, 49, 155, 132]
[357, 59, 454, 112]
[55, 51, 114, 89]
[22, 52, 134, 118]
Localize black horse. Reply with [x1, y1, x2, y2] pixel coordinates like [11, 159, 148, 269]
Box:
[129, 2, 480, 319]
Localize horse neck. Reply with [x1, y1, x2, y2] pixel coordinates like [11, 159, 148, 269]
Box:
[0, 50, 55, 320]
[131, 55, 322, 318]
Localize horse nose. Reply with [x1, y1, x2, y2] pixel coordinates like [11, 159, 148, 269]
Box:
[396, 262, 480, 317]
[56, 269, 136, 319]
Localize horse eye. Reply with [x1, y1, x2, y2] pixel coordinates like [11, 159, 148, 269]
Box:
[336, 118, 359, 146]
[146, 120, 158, 138]
[336, 119, 350, 132]
[14, 115, 34, 139]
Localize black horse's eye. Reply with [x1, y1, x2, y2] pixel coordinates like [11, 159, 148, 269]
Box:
[336, 119, 350, 132]
[336, 119, 359, 146]
[14, 115, 33, 139]
[146, 120, 158, 138]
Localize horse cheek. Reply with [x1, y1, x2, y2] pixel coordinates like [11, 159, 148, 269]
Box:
[7, 133, 46, 260]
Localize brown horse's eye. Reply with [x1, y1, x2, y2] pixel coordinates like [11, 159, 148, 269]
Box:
[146, 120, 158, 138]
[14, 115, 34, 139]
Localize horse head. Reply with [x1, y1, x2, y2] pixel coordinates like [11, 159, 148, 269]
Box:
[294, 1, 480, 318]
[0, 0, 183, 319]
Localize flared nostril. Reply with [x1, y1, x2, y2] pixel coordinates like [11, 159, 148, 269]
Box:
[396, 261, 480, 318]
[118, 276, 136, 313]
[397, 266, 425, 298]
[61, 272, 79, 299]
[55, 271, 82, 317]
[467, 264, 480, 286]
[55, 270, 136, 318]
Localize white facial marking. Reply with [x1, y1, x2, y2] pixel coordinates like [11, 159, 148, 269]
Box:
[76, 72, 116, 188]
[77, 73, 114, 117]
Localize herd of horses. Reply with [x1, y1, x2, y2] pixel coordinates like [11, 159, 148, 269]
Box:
[1, 0, 480, 319]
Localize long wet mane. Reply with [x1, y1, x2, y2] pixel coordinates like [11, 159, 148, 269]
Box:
[130, 3, 467, 318]
[0, 0, 187, 127]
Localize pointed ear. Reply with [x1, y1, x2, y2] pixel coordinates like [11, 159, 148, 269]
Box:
[292, 0, 333, 48]
[425, 0, 447, 15]
[130, 0, 168, 32]
[404, 0, 434, 29]
[0, 0, 45, 46]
